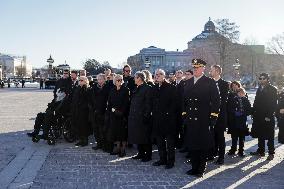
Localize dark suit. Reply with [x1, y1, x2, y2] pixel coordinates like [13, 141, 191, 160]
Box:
[175, 80, 186, 148]
[213, 78, 229, 160]
[183, 75, 220, 174]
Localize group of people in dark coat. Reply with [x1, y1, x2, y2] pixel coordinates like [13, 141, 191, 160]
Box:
[28, 60, 283, 178]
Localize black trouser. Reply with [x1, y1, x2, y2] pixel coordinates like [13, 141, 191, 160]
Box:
[214, 129, 225, 159]
[33, 112, 45, 135]
[42, 101, 61, 138]
[190, 150, 207, 173]
[156, 135, 175, 164]
[92, 113, 105, 148]
[137, 144, 152, 159]
[258, 138, 275, 155]
[231, 134, 245, 152]
[175, 113, 184, 148]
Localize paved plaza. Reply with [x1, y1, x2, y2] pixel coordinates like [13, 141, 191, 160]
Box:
[0, 88, 284, 189]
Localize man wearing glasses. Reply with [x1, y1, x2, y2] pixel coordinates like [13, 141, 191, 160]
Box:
[122, 64, 136, 95]
[250, 73, 277, 161]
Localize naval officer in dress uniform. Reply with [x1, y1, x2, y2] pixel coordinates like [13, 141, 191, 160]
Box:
[182, 59, 220, 177]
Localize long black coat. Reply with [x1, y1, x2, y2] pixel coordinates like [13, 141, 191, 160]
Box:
[71, 86, 92, 138]
[251, 84, 277, 139]
[152, 81, 177, 137]
[183, 75, 220, 150]
[227, 94, 251, 135]
[276, 91, 284, 143]
[215, 78, 229, 131]
[128, 83, 152, 144]
[90, 83, 111, 129]
[106, 85, 130, 141]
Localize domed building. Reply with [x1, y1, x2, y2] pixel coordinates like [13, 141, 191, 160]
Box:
[127, 18, 284, 83]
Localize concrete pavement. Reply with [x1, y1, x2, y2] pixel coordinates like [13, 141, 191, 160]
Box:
[0, 88, 283, 189]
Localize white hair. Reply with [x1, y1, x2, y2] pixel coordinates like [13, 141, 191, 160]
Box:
[113, 74, 124, 85]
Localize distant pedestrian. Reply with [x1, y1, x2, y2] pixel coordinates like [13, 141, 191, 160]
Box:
[21, 79, 25, 88]
[40, 78, 44, 89]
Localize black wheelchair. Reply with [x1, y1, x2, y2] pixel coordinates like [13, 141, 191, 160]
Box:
[32, 99, 76, 145]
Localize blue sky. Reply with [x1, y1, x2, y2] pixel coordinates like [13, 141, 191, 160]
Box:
[1, 0, 284, 69]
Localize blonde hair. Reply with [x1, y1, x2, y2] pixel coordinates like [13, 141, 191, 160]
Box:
[142, 70, 154, 83]
[79, 76, 89, 87]
[113, 74, 124, 85]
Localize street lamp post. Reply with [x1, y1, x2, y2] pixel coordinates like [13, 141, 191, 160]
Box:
[47, 55, 54, 77]
[233, 58, 241, 81]
[145, 57, 151, 71]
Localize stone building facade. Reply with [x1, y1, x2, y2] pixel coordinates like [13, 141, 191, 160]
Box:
[127, 18, 284, 83]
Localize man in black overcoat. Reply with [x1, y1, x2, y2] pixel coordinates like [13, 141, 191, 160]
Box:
[90, 73, 111, 151]
[175, 70, 186, 149]
[182, 59, 220, 177]
[152, 69, 177, 169]
[128, 71, 153, 162]
[209, 65, 229, 164]
[250, 73, 277, 161]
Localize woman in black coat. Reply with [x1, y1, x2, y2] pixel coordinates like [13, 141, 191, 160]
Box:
[276, 90, 284, 144]
[71, 76, 92, 147]
[106, 74, 130, 157]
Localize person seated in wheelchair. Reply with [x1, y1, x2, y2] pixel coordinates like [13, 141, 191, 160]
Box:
[27, 89, 70, 139]
[27, 70, 73, 139]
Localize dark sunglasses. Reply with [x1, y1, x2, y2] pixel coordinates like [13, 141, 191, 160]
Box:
[259, 77, 266, 80]
[116, 79, 122, 82]
[124, 70, 131, 72]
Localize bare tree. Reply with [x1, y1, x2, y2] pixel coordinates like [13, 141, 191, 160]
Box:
[266, 32, 284, 55]
[213, 19, 240, 70]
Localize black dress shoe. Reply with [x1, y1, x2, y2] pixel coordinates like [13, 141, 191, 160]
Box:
[27, 132, 36, 137]
[165, 163, 174, 169]
[207, 156, 214, 161]
[186, 169, 198, 175]
[80, 142, 88, 147]
[141, 157, 152, 162]
[110, 151, 119, 155]
[92, 146, 101, 150]
[75, 141, 83, 146]
[132, 154, 143, 159]
[185, 152, 191, 158]
[195, 173, 204, 177]
[152, 160, 167, 166]
[119, 149, 126, 157]
[250, 151, 265, 157]
[228, 149, 236, 155]
[179, 148, 187, 153]
[238, 151, 245, 157]
[215, 158, 224, 165]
